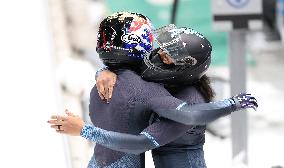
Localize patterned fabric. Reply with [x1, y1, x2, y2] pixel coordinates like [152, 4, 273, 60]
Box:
[80, 123, 156, 155]
[88, 154, 142, 168]
[81, 124, 111, 144]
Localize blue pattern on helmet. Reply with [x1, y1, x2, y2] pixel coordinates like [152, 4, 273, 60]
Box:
[123, 27, 153, 59]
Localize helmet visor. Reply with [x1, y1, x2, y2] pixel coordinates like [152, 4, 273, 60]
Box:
[153, 25, 198, 66]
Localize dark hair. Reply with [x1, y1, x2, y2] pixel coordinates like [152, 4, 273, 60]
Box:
[193, 74, 215, 102]
[164, 74, 215, 102]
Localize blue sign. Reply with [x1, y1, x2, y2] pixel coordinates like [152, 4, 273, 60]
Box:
[226, 0, 249, 8]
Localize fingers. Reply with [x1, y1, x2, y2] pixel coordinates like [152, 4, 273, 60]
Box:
[240, 97, 258, 111]
[96, 71, 117, 102]
[108, 77, 116, 100]
[247, 96, 258, 109]
[98, 92, 105, 100]
[49, 114, 68, 125]
[96, 82, 106, 100]
[234, 93, 258, 111]
[105, 75, 117, 102]
[97, 79, 114, 102]
[48, 112, 73, 134]
[251, 97, 258, 104]
[50, 124, 62, 129]
[51, 115, 67, 121]
[249, 98, 258, 107]
[48, 119, 65, 125]
[65, 109, 76, 117]
[56, 129, 65, 133]
[105, 78, 116, 103]
[50, 123, 69, 132]
[101, 81, 108, 100]
[105, 87, 110, 103]
[102, 78, 115, 102]
[50, 124, 66, 133]
[107, 85, 114, 102]
[247, 104, 257, 111]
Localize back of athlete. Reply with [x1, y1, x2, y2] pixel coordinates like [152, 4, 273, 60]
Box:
[88, 70, 171, 168]
[151, 86, 207, 168]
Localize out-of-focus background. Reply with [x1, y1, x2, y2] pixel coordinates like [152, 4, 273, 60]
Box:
[0, 0, 283, 168]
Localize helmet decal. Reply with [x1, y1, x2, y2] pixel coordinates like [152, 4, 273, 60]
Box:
[97, 11, 153, 60]
[121, 33, 142, 44]
[123, 15, 153, 58]
[168, 27, 205, 39]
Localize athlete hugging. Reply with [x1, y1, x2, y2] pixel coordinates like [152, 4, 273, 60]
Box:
[48, 11, 258, 168]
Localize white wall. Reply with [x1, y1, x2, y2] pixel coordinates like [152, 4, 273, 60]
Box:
[0, 1, 68, 167]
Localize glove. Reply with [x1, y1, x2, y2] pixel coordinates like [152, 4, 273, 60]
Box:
[232, 93, 258, 111]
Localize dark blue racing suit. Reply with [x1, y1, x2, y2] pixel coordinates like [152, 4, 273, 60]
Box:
[82, 70, 240, 168]
[149, 86, 207, 168]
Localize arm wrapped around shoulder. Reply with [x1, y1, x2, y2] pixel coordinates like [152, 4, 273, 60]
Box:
[148, 93, 258, 125]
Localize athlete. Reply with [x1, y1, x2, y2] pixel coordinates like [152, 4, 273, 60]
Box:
[48, 12, 258, 168]
[89, 24, 258, 168]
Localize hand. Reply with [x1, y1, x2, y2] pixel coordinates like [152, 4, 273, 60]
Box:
[47, 109, 85, 136]
[233, 93, 258, 111]
[96, 70, 117, 103]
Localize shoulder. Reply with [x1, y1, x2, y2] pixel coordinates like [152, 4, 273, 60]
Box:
[117, 70, 171, 99]
[115, 70, 144, 95]
[117, 70, 143, 84]
[120, 70, 169, 91]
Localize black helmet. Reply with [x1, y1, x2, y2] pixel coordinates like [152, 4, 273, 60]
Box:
[141, 25, 212, 85]
[96, 11, 154, 68]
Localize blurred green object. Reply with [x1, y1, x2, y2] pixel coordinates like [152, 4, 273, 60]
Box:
[106, 0, 228, 66]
